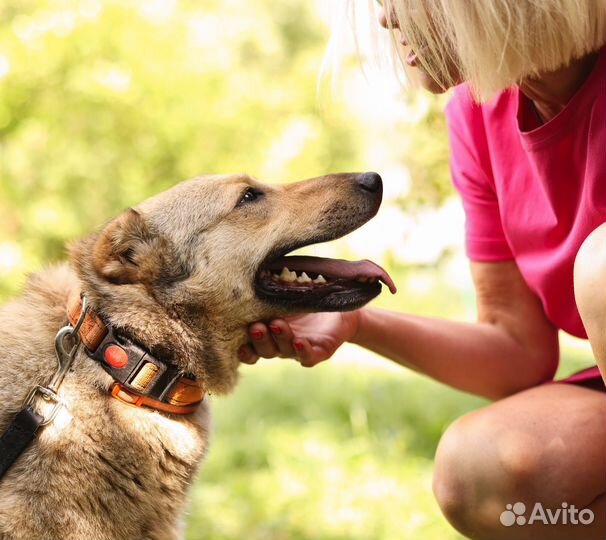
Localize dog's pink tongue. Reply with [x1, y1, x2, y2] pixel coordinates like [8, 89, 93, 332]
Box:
[272, 256, 397, 294]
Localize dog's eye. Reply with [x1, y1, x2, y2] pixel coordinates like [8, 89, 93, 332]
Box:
[237, 188, 263, 207]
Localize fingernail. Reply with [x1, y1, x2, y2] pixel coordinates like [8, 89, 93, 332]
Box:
[238, 348, 249, 361]
[293, 341, 304, 351]
[269, 325, 282, 335]
[251, 330, 264, 340]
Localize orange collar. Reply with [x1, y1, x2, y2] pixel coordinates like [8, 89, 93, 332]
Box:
[67, 290, 204, 415]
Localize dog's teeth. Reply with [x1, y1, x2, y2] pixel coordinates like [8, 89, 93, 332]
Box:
[272, 273, 280, 280]
[297, 272, 312, 284]
[313, 274, 327, 284]
[280, 267, 297, 283]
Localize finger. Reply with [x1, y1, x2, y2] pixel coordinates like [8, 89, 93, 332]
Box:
[292, 338, 318, 368]
[237, 344, 259, 365]
[248, 322, 279, 358]
[268, 319, 297, 358]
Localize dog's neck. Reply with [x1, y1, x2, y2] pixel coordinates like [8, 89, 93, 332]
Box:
[66, 289, 206, 414]
[69, 270, 242, 396]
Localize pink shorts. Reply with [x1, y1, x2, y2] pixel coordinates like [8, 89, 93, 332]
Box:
[558, 366, 605, 392]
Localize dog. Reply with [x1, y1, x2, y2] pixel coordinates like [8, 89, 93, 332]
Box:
[0, 172, 395, 540]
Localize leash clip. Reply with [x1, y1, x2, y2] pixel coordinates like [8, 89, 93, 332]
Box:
[22, 385, 63, 426]
[22, 296, 90, 425]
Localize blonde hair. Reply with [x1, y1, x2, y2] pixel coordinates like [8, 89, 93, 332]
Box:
[335, 0, 606, 101]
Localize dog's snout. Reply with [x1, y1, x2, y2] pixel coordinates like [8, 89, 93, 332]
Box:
[356, 172, 382, 194]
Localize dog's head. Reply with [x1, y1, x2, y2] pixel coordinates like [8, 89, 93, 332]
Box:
[71, 173, 395, 393]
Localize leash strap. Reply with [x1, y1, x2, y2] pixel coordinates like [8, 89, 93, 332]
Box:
[0, 407, 43, 479]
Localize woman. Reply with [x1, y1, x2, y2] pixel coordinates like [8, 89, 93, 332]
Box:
[238, 1, 606, 538]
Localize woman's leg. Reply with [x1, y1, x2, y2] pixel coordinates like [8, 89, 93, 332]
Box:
[432, 382, 606, 540]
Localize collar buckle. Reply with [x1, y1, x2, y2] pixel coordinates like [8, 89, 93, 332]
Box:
[88, 325, 168, 396]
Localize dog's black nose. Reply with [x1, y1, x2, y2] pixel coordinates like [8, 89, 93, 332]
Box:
[356, 172, 382, 194]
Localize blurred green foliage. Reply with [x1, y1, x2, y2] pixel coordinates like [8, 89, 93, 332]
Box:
[0, 0, 368, 299]
[397, 94, 452, 207]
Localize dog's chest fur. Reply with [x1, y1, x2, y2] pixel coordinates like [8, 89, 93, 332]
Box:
[0, 266, 210, 540]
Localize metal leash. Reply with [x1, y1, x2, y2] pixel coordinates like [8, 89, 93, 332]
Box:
[22, 296, 89, 425]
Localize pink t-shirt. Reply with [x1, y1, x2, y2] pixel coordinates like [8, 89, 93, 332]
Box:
[446, 46, 606, 339]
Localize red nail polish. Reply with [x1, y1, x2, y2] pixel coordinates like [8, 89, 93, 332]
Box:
[238, 349, 248, 361]
[269, 325, 282, 335]
[294, 341, 304, 351]
[251, 330, 264, 340]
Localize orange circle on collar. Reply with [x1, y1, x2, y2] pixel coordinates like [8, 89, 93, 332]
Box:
[104, 344, 128, 369]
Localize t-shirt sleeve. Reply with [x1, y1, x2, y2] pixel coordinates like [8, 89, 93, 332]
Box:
[446, 87, 514, 262]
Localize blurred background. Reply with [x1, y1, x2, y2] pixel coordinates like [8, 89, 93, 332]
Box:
[0, 1, 595, 539]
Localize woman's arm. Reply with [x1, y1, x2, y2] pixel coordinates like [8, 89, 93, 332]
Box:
[240, 260, 559, 400]
[351, 260, 559, 400]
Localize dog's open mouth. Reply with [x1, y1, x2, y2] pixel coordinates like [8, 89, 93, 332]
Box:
[255, 253, 396, 311]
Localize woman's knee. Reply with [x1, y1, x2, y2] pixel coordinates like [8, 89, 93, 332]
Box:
[432, 416, 474, 534]
[432, 409, 546, 539]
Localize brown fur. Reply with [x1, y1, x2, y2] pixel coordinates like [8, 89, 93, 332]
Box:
[0, 173, 381, 540]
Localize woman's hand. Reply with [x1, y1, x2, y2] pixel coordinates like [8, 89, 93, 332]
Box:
[238, 311, 361, 367]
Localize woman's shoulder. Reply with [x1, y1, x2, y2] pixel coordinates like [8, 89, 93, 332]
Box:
[445, 84, 517, 140]
[446, 84, 515, 123]
[446, 84, 478, 114]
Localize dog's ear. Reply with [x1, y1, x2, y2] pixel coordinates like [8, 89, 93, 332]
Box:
[91, 208, 170, 285]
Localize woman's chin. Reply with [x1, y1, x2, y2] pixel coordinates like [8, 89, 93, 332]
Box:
[417, 71, 452, 94]
[410, 63, 461, 94]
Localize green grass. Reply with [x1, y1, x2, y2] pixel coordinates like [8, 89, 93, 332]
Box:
[185, 359, 484, 540]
